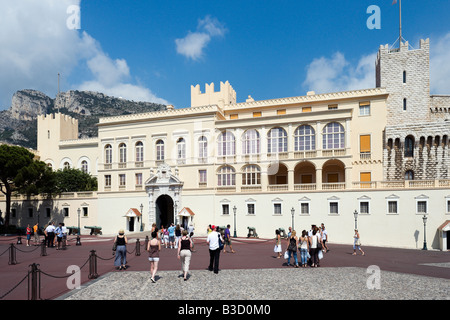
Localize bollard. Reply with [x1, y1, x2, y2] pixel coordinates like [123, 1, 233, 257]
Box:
[144, 235, 149, 252]
[28, 263, 40, 300]
[17, 236, 22, 245]
[40, 239, 47, 257]
[76, 235, 81, 246]
[88, 250, 98, 279]
[9, 243, 17, 265]
[135, 239, 141, 256]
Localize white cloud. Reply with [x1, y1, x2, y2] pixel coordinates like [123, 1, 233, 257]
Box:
[77, 33, 168, 104]
[0, 0, 167, 109]
[175, 15, 226, 61]
[430, 32, 450, 94]
[302, 52, 377, 94]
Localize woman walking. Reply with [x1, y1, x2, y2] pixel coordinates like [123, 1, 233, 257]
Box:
[287, 230, 299, 267]
[274, 229, 282, 258]
[114, 229, 128, 270]
[309, 227, 322, 267]
[299, 230, 309, 267]
[177, 230, 193, 281]
[353, 229, 365, 256]
[147, 230, 161, 282]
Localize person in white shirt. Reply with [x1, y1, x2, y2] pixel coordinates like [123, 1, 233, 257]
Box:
[206, 225, 223, 274]
[45, 222, 56, 248]
[321, 223, 329, 252]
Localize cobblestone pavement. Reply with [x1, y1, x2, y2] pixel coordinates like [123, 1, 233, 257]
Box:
[61, 266, 450, 300]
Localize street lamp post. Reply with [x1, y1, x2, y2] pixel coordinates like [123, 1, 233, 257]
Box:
[291, 207, 295, 230]
[353, 210, 358, 230]
[422, 215, 428, 250]
[140, 203, 143, 232]
[233, 206, 237, 238]
[76, 208, 81, 246]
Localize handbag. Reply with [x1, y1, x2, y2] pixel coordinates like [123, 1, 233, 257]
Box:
[284, 251, 289, 260]
[112, 242, 117, 251]
[355, 239, 361, 246]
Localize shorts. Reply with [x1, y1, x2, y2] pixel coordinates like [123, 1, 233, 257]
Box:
[57, 237, 62, 242]
[225, 239, 231, 245]
[27, 234, 31, 240]
[148, 257, 160, 262]
[169, 236, 175, 243]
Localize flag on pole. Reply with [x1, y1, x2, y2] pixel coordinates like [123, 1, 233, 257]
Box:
[392, 0, 397, 4]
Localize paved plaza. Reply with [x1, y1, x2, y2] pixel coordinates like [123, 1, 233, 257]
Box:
[0, 232, 449, 301]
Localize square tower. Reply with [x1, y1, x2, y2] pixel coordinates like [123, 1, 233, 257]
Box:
[376, 39, 430, 125]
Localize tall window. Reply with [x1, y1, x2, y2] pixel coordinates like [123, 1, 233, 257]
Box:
[156, 140, 165, 161]
[177, 138, 186, 162]
[218, 131, 235, 156]
[403, 98, 407, 111]
[119, 143, 127, 164]
[242, 129, 260, 154]
[403, 71, 406, 84]
[119, 174, 126, 187]
[105, 144, 112, 164]
[359, 102, 370, 116]
[217, 166, 236, 186]
[405, 170, 414, 180]
[105, 175, 111, 188]
[81, 160, 88, 173]
[198, 136, 208, 160]
[268, 127, 287, 153]
[135, 141, 144, 162]
[294, 125, 315, 151]
[135, 173, 143, 186]
[404, 136, 414, 157]
[322, 122, 345, 149]
[242, 165, 261, 185]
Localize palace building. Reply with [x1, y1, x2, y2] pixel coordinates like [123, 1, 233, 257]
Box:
[2, 38, 450, 250]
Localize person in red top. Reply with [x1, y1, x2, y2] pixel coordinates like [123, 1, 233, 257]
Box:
[26, 224, 32, 246]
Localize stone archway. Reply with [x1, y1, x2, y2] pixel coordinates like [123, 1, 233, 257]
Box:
[145, 164, 184, 229]
[155, 195, 174, 229]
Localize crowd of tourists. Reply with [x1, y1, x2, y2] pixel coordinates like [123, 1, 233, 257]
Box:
[112, 223, 236, 282]
[25, 221, 68, 250]
[274, 224, 330, 268]
[111, 222, 365, 281]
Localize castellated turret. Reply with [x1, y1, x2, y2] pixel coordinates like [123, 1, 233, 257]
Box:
[37, 113, 78, 160]
[376, 39, 430, 125]
[190, 81, 237, 108]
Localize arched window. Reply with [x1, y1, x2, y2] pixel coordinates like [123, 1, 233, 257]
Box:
[81, 160, 88, 173]
[198, 136, 208, 160]
[268, 127, 287, 153]
[294, 125, 316, 151]
[177, 138, 186, 163]
[105, 144, 112, 164]
[218, 131, 235, 156]
[135, 141, 144, 162]
[322, 122, 345, 149]
[156, 140, 165, 161]
[404, 136, 414, 157]
[63, 162, 70, 169]
[405, 170, 414, 180]
[119, 143, 127, 164]
[217, 166, 236, 186]
[242, 129, 260, 154]
[242, 165, 261, 185]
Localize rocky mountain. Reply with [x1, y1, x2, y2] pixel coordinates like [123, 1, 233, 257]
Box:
[0, 89, 167, 149]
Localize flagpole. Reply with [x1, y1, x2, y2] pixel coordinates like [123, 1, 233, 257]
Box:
[399, 0, 402, 44]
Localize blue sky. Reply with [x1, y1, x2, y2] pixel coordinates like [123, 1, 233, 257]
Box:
[1, 0, 449, 110]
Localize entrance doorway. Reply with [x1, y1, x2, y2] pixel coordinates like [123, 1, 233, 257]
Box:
[128, 217, 135, 232]
[155, 195, 174, 229]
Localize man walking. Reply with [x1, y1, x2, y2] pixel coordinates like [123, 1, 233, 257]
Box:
[45, 222, 55, 248]
[321, 223, 329, 252]
[207, 225, 223, 274]
[223, 224, 235, 253]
